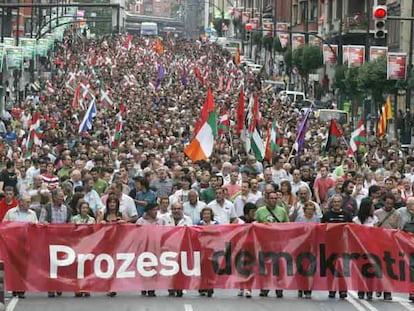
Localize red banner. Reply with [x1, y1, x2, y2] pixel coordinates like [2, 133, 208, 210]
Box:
[343, 45, 365, 68]
[1, 223, 414, 293]
[323, 44, 338, 64]
[370, 46, 388, 61]
[292, 34, 305, 50]
[387, 52, 407, 80]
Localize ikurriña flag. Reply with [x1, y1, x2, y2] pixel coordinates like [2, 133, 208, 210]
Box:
[347, 118, 366, 157]
[184, 87, 217, 161]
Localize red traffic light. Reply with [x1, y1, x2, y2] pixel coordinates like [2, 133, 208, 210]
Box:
[245, 23, 252, 31]
[374, 7, 387, 19]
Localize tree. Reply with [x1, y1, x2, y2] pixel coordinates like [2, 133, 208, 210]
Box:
[252, 32, 262, 46]
[212, 18, 230, 37]
[357, 56, 395, 104]
[333, 65, 361, 100]
[292, 45, 323, 95]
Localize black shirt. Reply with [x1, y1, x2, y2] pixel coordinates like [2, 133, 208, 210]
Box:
[321, 209, 353, 223]
[0, 170, 18, 195]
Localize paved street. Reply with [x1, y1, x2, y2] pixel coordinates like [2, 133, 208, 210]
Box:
[5, 290, 414, 311]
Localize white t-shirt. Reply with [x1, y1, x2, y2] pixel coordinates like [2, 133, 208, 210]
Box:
[119, 193, 138, 218]
[207, 199, 237, 224]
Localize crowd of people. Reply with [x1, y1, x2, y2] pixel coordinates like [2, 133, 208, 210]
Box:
[0, 32, 413, 302]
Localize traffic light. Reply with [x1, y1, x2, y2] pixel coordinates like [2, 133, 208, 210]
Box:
[373, 4, 387, 39]
[245, 23, 252, 42]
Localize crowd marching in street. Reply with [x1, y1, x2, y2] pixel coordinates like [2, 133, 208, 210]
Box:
[0, 31, 413, 302]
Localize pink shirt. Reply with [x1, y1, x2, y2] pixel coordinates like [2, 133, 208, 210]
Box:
[314, 176, 335, 203]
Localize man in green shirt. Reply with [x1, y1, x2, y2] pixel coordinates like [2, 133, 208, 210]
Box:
[91, 167, 108, 196]
[200, 174, 218, 204]
[256, 190, 289, 223]
[256, 190, 289, 298]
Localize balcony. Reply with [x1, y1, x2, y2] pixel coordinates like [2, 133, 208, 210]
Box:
[343, 13, 368, 33]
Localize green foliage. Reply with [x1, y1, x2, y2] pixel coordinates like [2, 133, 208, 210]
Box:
[273, 36, 285, 53]
[213, 18, 230, 37]
[284, 49, 292, 74]
[356, 56, 396, 103]
[292, 45, 323, 96]
[261, 36, 285, 53]
[262, 36, 273, 52]
[292, 45, 323, 76]
[333, 65, 361, 99]
[252, 32, 262, 45]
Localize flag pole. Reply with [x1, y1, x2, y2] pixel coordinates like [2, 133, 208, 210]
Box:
[228, 128, 234, 157]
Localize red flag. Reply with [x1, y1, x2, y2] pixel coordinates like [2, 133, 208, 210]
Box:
[72, 83, 81, 109]
[194, 87, 214, 134]
[124, 34, 132, 51]
[236, 88, 245, 134]
[193, 67, 205, 85]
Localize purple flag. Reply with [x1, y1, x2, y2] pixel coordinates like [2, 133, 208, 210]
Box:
[293, 105, 313, 157]
[181, 67, 187, 88]
[155, 63, 165, 89]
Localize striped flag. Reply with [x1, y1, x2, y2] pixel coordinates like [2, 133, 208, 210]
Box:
[24, 111, 42, 158]
[377, 96, 392, 138]
[124, 33, 133, 51]
[245, 93, 265, 161]
[265, 119, 282, 160]
[235, 46, 241, 65]
[184, 87, 217, 161]
[218, 108, 230, 136]
[347, 118, 366, 157]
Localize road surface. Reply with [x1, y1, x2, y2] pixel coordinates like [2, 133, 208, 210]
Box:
[6, 290, 414, 311]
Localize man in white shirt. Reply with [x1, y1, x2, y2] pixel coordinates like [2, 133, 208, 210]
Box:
[248, 179, 262, 203]
[207, 187, 238, 224]
[161, 201, 193, 227]
[289, 186, 322, 221]
[271, 155, 288, 188]
[290, 169, 311, 196]
[161, 201, 192, 298]
[3, 194, 38, 223]
[3, 194, 37, 299]
[234, 181, 255, 217]
[183, 190, 206, 224]
[83, 176, 105, 217]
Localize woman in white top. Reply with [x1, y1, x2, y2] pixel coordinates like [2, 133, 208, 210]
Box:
[352, 197, 378, 300]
